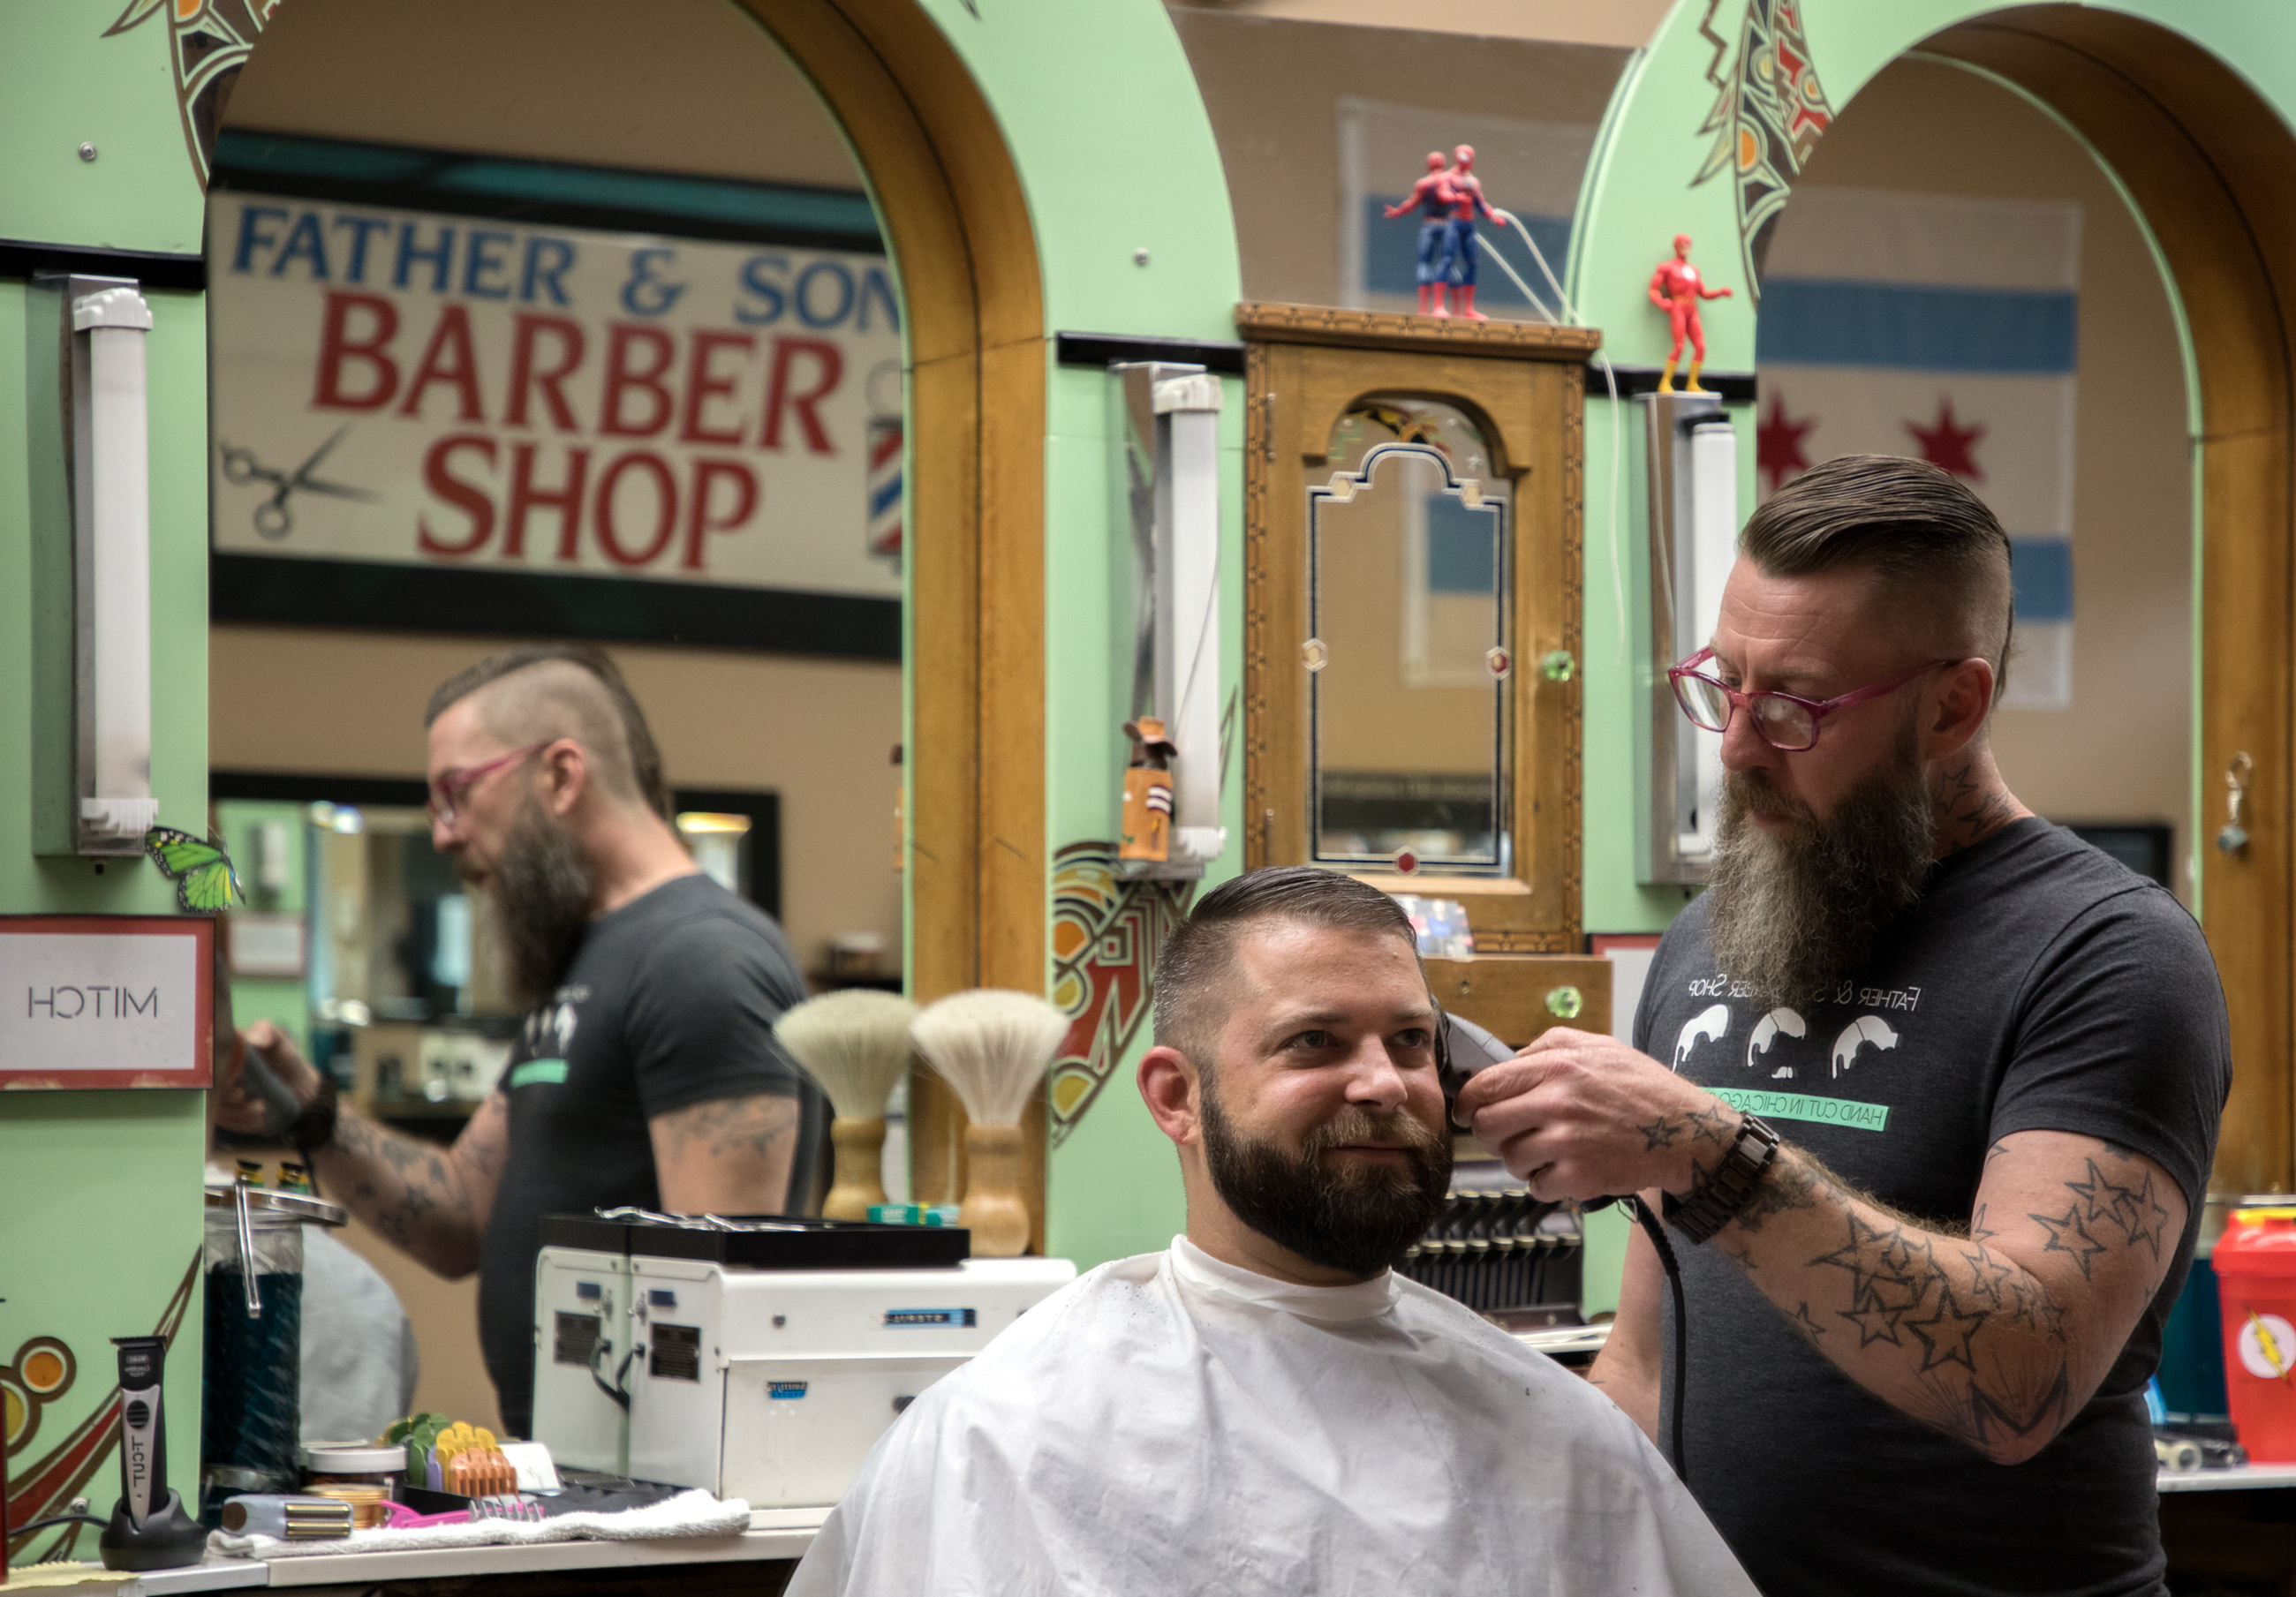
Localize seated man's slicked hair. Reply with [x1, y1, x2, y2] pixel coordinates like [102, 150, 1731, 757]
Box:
[426, 643, 672, 820]
[1152, 866, 1420, 1069]
[1741, 454, 2016, 700]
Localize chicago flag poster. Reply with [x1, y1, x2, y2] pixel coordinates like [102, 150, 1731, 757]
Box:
[1756, 186, 2080, 709]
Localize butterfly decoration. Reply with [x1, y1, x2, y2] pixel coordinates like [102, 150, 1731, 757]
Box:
[144, 826, 245, 914]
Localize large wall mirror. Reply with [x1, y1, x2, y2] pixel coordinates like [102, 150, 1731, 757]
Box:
[1242, 304, 1597, 1034]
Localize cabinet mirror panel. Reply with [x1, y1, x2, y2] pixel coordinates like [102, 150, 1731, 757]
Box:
[1310, 399, 1511, 872]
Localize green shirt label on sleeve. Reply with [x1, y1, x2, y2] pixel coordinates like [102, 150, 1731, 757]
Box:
[509, 1058, 570, 1089]
[1710, 1087, 1891, 1133]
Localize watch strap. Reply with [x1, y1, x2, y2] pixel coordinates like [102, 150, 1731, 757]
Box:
[291, 1073, 339, 1156]
[1663, 1112, 1782, 1245]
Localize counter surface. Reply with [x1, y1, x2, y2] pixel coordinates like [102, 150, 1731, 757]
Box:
[117, 1510, 826, 1594]
[2157, 1463, 2296, 1493]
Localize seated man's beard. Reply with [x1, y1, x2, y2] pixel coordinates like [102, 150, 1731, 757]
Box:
[1705, 720, 1937, 1009]
[1200, 1074, 1452, 1280]
[481, 798, 595, 1009]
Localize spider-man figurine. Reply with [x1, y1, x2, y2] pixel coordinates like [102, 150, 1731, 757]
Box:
[1384, 152, 1459, 316]
[1650, 233, 1733, 391]
[1439, 145, 1506, 321]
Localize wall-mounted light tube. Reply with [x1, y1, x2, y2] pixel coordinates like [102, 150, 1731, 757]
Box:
[1112, 362, 1228, 877]
[73, 284, 158, 854]
[1152, 370, 1227, 867]
[1637, 392, 1737, 885]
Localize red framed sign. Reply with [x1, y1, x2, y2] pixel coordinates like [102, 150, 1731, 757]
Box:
[0, 916, 214, 1089]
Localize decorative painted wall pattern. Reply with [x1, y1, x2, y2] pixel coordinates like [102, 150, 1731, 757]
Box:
[1690, 0, 1834, 301]
[4, 1253, 200, 1566]
[1046, 843, 1196, 1146]
[103, 0, 281, 185]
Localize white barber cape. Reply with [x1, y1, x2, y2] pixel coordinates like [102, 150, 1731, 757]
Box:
[789, 1236, 1754, 1597]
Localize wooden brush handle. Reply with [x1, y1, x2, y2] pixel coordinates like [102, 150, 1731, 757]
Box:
[959, 1122, 1031, 1256]
[825, 1117, 889, 1221]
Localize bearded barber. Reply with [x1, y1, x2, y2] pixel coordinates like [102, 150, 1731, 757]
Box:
[1457, 456, 2229, 1597]
[220, 644, 829, 1436]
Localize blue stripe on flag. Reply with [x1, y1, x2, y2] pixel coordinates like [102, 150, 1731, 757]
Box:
[870, 477, 902, 518]
[2010, 536, 2073, 622]
[1756, 279, 2078, 374]
[1363, 198, 1571, 311]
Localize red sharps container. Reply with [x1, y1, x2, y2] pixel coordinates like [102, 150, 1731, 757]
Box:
[2214, 1205, 2296, 1461]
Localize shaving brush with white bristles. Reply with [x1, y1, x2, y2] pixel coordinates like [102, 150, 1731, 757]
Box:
[774, 990, 918, 1221]
[909, 989, 1071, 1255]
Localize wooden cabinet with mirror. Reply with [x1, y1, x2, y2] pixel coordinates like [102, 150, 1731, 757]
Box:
[1239, 304, 1605, 1048]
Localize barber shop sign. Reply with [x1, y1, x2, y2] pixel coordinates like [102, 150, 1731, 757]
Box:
[208, 193, 903, 596]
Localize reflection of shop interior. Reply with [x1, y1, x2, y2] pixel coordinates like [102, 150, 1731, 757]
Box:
[215, 780, 782, 1138]
[207, 0, 902, 996]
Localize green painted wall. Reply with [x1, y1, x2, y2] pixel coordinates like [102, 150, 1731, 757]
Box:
[0, 0, 216, 1535]
[0, 1, 207, 252]
[889, 3, 1245, 1265]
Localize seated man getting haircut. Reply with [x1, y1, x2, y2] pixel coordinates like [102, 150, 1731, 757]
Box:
[791, 868, 1753, 1597]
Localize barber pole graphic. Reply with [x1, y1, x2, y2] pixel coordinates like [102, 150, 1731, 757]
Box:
[868, 416, 903, 571]
[1756, 187, 2081, 708]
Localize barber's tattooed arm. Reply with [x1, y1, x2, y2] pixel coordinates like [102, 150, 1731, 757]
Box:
[323, 1093, 508, 1277]
[650, 1092, 801, 1216]
[1457, 1029, 2172, 1458]
[231, 1021, 505, 1276]
[1703, 1128, 2185, 1464]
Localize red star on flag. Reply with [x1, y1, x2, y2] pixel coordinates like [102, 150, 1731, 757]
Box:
[1907, 397, 1985, 481]
[1756, 391, 1815, 494]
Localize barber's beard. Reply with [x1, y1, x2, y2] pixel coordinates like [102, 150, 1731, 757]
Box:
[1199, 1076, 1452, 1280]
[479, 797, 594, 1010]
[1704, 719, 1937, 1010]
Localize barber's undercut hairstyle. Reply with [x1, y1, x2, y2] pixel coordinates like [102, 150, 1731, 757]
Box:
[1740, 454, 2016, 701]
[425, 644, 672, 819]
[1152, 866, 1421, 1070]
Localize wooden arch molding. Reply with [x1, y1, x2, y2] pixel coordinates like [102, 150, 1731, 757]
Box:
[1922, 9, 2296, 1194]
[735, 2, 1049, 1219]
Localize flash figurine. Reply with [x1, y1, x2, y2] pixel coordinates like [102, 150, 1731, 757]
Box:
[1650, 233, 1733, 392]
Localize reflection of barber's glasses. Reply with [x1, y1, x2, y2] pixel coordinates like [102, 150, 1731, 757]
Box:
[1667, 646, 1961, 752]
[427, 742, 550, 825]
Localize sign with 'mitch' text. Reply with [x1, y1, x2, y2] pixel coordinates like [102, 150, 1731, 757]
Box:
[207, 192, 903, 598]
[0, 917, 213, 1089]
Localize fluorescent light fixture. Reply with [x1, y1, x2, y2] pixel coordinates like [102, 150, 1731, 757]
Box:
[676, 811, 753, 836]
[36, 280, 160, 855]
[1112, 361, 1229, 878]
[1152, 371, 1228, 869]
[1638, 394, 1737, 885]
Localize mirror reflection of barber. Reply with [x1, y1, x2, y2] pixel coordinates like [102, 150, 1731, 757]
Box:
[216, 644, 828, 1436]
[1455, 456, 2229, 1597]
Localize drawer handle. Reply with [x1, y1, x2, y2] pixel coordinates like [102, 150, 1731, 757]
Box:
[1545, 986, 1583, 1021]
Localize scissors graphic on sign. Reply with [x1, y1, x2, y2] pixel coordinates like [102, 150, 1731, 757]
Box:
[219, 424, 381, 539]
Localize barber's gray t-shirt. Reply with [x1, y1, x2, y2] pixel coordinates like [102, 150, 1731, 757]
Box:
[478, 873, 828, 1436]
[1636, 818, 2229, 1597]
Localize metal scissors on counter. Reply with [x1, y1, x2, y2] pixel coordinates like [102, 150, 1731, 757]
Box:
[219, 424, 381, 539]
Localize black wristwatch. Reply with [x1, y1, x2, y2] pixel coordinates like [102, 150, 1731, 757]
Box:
[1663, 1113, 1782, 1244]
[291, 1073, 340, 1156]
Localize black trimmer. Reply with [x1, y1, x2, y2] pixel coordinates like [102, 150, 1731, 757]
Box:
[97, 1337, 206, 1571]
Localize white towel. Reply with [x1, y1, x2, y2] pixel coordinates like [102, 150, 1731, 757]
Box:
[208, 1488, 751, 1560]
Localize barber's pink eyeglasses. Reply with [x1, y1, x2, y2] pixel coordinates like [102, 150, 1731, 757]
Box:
[427, 742, 549, 825]
[1667, 647, 1960, 752]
